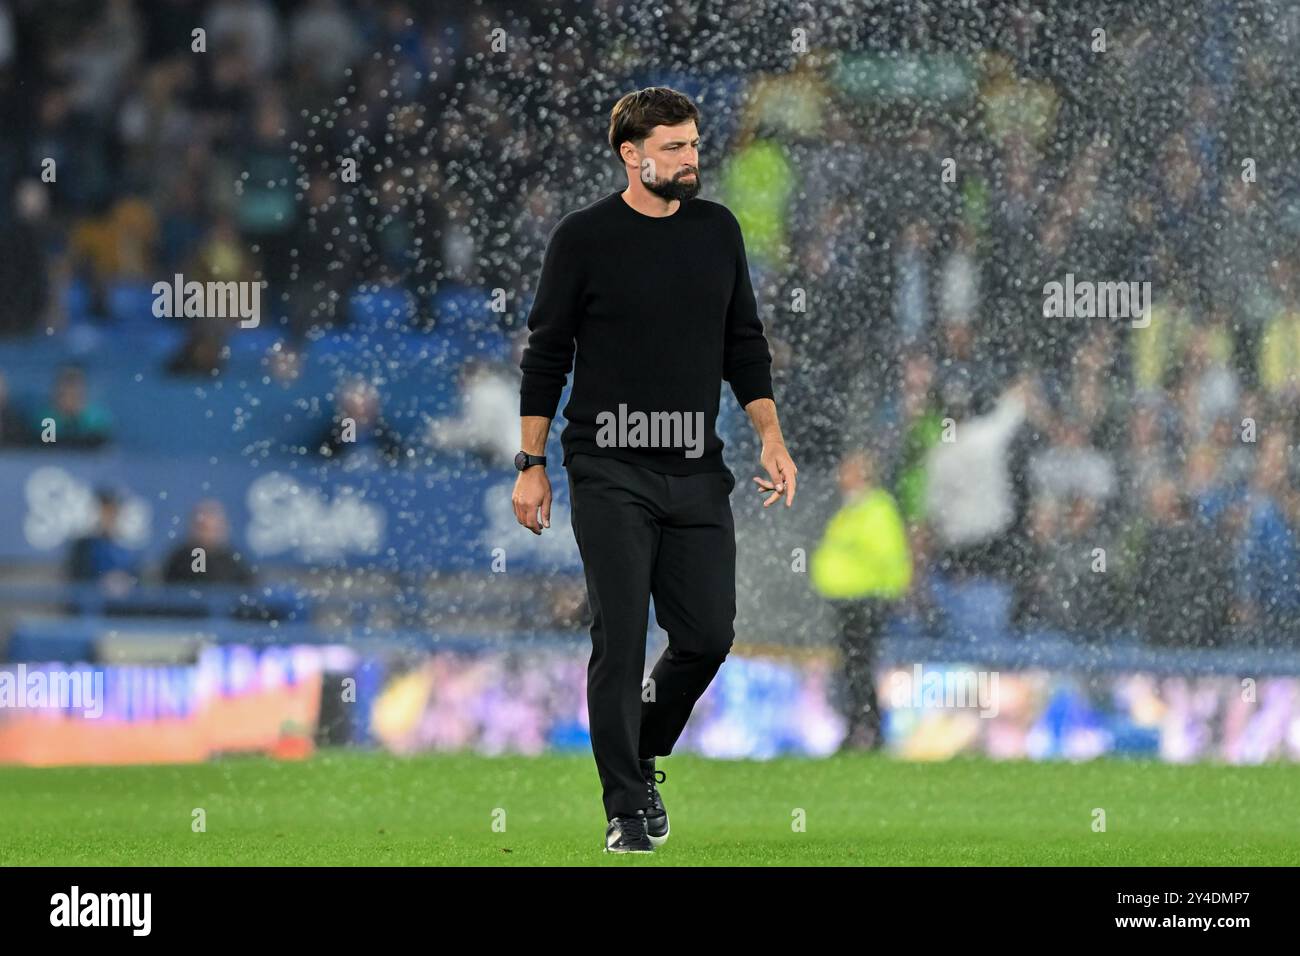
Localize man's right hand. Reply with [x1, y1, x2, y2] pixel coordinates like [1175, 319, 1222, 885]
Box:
[512, 467, 552, 534]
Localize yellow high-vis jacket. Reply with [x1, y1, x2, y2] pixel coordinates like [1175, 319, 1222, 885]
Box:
[811, 488, 912, 600]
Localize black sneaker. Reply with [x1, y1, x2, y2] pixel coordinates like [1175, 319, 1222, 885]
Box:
[640, 758, 669, 847]
[604, 809, 654, 853]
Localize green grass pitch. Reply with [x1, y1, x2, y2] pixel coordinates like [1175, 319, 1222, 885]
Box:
[1, 751, 1297, 865]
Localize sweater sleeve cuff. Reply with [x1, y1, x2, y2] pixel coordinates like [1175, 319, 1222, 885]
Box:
[728, 363, 774, 409]
[520, 388, 561, 419]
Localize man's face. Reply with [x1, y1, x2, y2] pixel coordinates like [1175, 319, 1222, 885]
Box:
[193, 505, 229, 548]
[55, 374, 85, 413]
[630, 120, 701, 202]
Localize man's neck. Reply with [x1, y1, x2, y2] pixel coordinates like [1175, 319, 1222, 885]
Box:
[620, 187, 680, 218]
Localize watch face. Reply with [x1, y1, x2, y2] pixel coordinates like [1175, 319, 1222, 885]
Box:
[514, 451, 528, 471]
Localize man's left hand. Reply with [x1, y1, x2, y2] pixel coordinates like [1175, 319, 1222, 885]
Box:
[753, 442, 797, 508]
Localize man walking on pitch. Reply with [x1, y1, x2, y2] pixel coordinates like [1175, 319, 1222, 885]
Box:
[512, 87, 798, 853]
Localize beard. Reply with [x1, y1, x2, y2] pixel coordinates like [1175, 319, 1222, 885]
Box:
[644, 167, 701, 202]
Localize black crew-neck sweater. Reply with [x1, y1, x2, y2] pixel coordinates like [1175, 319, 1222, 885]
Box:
[519, 189, 775, 475]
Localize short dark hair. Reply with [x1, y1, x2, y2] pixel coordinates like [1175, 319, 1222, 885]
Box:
[94, 484, 122, 507]
[608, 87, 700, 161]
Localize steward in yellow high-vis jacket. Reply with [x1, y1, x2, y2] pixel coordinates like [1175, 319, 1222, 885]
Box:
[811, 449, 912, 751]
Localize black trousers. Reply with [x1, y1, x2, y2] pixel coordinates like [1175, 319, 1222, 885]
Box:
[831, 599, 888, 741]
[566, 452, 738, 819]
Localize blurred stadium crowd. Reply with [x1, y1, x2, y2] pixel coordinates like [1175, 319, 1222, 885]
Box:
[1, 0, 1299, 650]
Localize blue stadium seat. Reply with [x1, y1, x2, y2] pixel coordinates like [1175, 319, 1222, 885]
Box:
[930, 574, 1013, 644]
[64, 276, 94, 324]
[107, 280, 162, 327]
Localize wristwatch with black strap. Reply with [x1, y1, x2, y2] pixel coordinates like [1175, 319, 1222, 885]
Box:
[514, 451, 547, 471]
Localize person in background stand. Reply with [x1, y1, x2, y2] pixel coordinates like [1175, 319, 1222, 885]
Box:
[811, 448, 912, 751]
[66, 485, 141, 593]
